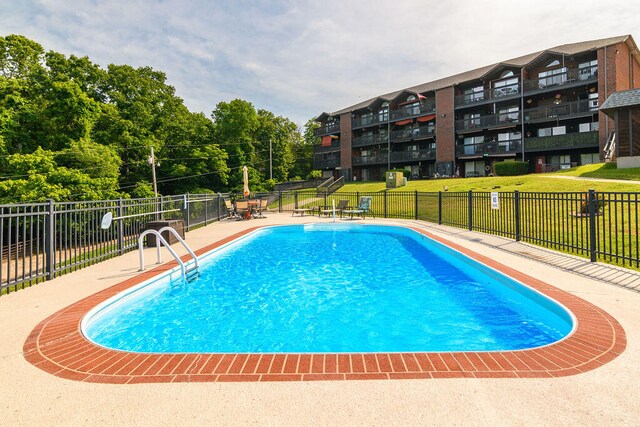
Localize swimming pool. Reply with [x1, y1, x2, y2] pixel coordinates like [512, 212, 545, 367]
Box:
[82, 224, 574, 353]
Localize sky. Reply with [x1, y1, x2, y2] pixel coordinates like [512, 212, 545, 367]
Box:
[1, 0, 639, 127]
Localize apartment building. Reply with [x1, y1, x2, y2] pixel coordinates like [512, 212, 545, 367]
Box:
[313, 35, 640, 181]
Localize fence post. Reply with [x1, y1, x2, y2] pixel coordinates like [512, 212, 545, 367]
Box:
[438, 191, 442, 225]
[383, 191, 387, 218]
[279, 191, 282, 213]
[414, 190, 419, 220]
[216, 194, 221, 222]
[45, 199, 55, 280]
[185, 194, 191, 230]
[514, 190, 520, 242]
[468, 190, 473, 231]
[588, 189, 597, 262]
[324, 192, 327, 208]
[294, 192, 298, 209]
[117, 198, 124, 254]
[204, 196, 208, 226]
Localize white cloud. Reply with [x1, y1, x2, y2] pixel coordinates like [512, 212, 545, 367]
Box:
[1, 0, 639, 126]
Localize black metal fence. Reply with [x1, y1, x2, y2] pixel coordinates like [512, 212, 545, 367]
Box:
[2, 189, 639, 295]
[1, 194, 227, 294]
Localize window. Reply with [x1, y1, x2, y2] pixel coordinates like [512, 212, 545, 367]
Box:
[498, 106, 519, 123]
[493, 77, 519, 98]
[360, 112, 372, 125]
[463, 86, 484, 103]
[547, 59, 560, 67]
[579, 60, 598, 81]
[588, 93, 599, 111]
[538, 126, 566, 137]
[538, 67, 567, 88]
[463, 136, 484, 155]
[497, 132, 521, 151]
[580, 153, 599, 165]
[465, 160, 486, 177]
[378, 108, 388, 122]
[579, 122, 599, 132]
[464, 113, 481, 129]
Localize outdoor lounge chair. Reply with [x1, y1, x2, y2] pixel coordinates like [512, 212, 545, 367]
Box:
[320, 199, 349, 217]
[292, 207, 312, 216]
[343, 196, 374, 219]
[254, 198, 269, 218]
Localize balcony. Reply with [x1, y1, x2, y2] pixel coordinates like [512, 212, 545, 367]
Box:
[314, 121, 340, 137]
[391, 124, 435, 142]
[456, 111, 521, 132]
[523, 99, 596, 123]
[313, 140, 341, 153]
[313, 157, 341, 169]
[524, 131, 599, 152]
[352, 113, 388, 129]
[390, 149, 436, 163]
[456, 139, 522, 157]
[389, 102, 436, 121]
[352, 154, 388, 166]
[455, 83, 521, 108]
[523, 67, 598, 94]
[352, 133, 387, 148]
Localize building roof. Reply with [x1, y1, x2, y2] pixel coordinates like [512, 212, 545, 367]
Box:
[600, 88, 640, 116]
[327, 35, 635, 117]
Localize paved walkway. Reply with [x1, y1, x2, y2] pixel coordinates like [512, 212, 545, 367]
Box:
[1, 214, 639, 425]
[545, 175, 640, 184]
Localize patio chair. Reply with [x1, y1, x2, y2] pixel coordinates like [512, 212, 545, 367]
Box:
[254, 198, 269, 219]
[224, 199, 237, 219]
[235, 200, 251, 220]
[343, 196, 375, 219]
[320, 199, 349, 217]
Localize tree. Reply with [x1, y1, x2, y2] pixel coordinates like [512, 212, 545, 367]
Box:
[255, 109, 297, 183]
[211, 99, 259, 191]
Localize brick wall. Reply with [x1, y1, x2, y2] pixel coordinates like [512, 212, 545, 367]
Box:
[435, 86, 455, 162]
[339, 112, 352, 173]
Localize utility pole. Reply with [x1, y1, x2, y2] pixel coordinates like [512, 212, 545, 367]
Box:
[269, 139, 273, 180]
[148, 147, 159, 199]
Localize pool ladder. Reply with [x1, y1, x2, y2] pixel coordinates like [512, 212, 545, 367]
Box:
[138, 226, 200, 283]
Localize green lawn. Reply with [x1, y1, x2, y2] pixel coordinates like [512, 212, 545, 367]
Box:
[337, 163, 640, 193]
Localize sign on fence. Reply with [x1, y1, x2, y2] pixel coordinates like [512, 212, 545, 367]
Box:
[491, 192, 499, 210]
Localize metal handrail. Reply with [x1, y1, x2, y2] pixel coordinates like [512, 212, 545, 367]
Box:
[137, 226, 199, 282]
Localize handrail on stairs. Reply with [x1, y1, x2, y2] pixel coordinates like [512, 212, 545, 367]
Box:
[138, 226, 199, 282]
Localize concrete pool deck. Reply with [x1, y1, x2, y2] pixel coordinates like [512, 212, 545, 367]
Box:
[1, 214, 639, 425]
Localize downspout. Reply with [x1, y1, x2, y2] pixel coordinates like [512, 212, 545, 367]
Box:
[604, 46, 608, 140]
[520, 67, 525, 161]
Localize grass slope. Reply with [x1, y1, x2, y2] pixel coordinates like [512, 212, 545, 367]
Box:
[338, 163, 640, 193]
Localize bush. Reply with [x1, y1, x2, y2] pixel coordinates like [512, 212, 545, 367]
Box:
[386, 169, 411, 178]
[494, 161, 529, 176]
[306, 170, 322, 179]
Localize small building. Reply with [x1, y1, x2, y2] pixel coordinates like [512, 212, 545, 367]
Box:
[600, 88, 640, 168]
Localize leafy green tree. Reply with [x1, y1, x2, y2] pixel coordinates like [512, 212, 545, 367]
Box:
[211, 99, 259, 191]
[255, 109, 297, 183]
[0, 34, 45, 79]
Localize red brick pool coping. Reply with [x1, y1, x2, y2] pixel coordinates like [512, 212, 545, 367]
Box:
[24, 225, 626, 383]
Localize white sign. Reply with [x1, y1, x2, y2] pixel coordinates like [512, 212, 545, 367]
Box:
[491, 192, 499, 210]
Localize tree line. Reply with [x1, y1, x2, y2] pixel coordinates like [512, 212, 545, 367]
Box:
[0, 34, 320, 203]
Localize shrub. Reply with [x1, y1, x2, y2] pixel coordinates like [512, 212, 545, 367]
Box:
[494, 161, 529, 176]
[307, 170, 322, 179]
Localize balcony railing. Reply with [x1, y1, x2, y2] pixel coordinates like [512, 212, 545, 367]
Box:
[389, 102, 436, 121]
[391, 125, 435, 142]
[523, 99, 597, 122]
[456, 139, 522, 157]
[352, 154, 388, 166]
[390, 149, 436, 163]
[352, 113, 388, 129]
[524, 131, 599, 152]
[455, 82, 521, 107]
[523, 67, 598, 93]
[352, 133, 387, 148]
[313, 140, 341, 153]
[312, 157, 340, 169]
[455, 111, 522, 131]
[314, 121, 340, 137]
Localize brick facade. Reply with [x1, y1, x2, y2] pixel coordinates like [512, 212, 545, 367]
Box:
[435, 86, 455, 162]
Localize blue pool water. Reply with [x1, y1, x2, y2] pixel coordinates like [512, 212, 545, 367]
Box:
[83, 224, 574, 353]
